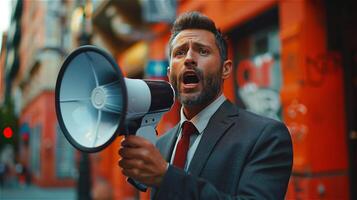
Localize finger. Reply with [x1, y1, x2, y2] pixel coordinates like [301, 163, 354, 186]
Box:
[122, 135, 152, 147]
[118, 146, 149, 160]
[121, 169, 153, 184]
[118, 147, 136, 159]
[121, 168, 140, 179]
[118, 158, 144, 170]
[119, 159, 156, 180]
[121, 136, 139, 148]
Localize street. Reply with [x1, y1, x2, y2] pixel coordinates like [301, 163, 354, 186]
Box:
[0, 185, 75, 200]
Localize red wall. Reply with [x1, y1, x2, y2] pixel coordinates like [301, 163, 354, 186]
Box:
[20, 91, 75, 187]
[92, 0, 350, 199]
[280, 0, 348, 198]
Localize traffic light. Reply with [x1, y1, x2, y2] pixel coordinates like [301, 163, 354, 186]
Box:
[3, 126, 13, 139]
[0, 100, 19, 149]
[1, 126, 15, 149]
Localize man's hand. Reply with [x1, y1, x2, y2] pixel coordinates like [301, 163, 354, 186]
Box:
[118, 135, 168, 187]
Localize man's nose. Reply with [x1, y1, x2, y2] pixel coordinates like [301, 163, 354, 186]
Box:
[184, 49, 197, 67]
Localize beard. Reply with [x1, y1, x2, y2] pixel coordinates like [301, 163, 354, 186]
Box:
[170, 67, 223, 107]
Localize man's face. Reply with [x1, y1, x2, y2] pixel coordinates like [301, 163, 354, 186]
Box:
[168, 29, 228, 107]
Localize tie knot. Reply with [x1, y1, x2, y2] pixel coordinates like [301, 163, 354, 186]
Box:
[181, 121, 197, 137]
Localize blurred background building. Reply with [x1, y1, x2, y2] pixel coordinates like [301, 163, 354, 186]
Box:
[0, 0, 356, 199]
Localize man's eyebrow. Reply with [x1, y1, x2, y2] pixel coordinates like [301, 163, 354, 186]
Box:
[192, 42, 212, 49]
[173, 41, 212, 50]
[172, 42, 188, 51]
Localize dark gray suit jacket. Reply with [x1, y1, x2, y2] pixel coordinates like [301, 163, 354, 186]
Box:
[152, 100, 293, 199]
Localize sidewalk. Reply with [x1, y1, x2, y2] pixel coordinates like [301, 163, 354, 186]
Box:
[0, 185, 76, 200]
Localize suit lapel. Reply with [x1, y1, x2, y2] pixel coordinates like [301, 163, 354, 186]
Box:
[188, 101, 239, 176]
[159, 124, 180, 162]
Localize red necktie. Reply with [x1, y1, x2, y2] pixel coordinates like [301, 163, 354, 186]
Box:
[173, 121, 197, 169]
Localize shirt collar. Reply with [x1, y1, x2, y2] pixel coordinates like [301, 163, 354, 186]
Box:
[180, 94, 226, 134]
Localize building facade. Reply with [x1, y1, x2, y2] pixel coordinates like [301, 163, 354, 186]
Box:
[14, 0, 78, 187]
[1, 0, 356, 199]
[90, 0, 357, 199]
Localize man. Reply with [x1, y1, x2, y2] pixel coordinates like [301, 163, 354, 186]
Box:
[118, 11, 293, 199]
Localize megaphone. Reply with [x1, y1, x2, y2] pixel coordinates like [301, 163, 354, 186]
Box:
[55, 46, 174, 191]
[55, 45, 174, 191]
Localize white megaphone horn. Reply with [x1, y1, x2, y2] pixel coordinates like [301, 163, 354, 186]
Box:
[55, 45, 175, 191]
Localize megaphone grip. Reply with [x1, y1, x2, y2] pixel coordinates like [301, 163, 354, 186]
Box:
[127, 177, 148, 192]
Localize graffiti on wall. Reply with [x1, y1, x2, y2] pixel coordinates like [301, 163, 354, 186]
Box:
[305, 52, 342, 87]
[235, 53, 282, 120]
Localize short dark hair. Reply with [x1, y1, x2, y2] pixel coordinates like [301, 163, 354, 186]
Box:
[168, 11, 228, 62]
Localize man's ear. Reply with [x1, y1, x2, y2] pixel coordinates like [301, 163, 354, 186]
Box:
[222, 60, 232, 80]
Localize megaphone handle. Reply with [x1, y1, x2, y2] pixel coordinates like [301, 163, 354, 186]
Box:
[127, 177, 148, 192]
[124, 123, 148, 192]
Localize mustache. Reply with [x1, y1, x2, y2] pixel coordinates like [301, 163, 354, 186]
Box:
[179, 67, 203, 82]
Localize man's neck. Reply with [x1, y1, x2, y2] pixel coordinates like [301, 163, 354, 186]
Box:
[182, 93, 222, 120]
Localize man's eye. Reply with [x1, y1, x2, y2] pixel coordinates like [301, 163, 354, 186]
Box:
[174, 50, 185, 57]
[199, 48, 209, 55]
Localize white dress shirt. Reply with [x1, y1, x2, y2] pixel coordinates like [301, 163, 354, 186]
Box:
[170, 95, 226, 171]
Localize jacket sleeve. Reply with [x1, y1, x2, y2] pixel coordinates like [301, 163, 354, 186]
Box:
[153, 121, 293, 200]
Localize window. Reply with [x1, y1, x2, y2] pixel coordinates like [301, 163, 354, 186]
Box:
[30, 125, 41, 176]
[55, 124, 76, 178]
[230, 8, 282, 120]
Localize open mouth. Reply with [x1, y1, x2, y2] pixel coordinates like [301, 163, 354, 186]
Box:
[183, 72, 200, 84]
